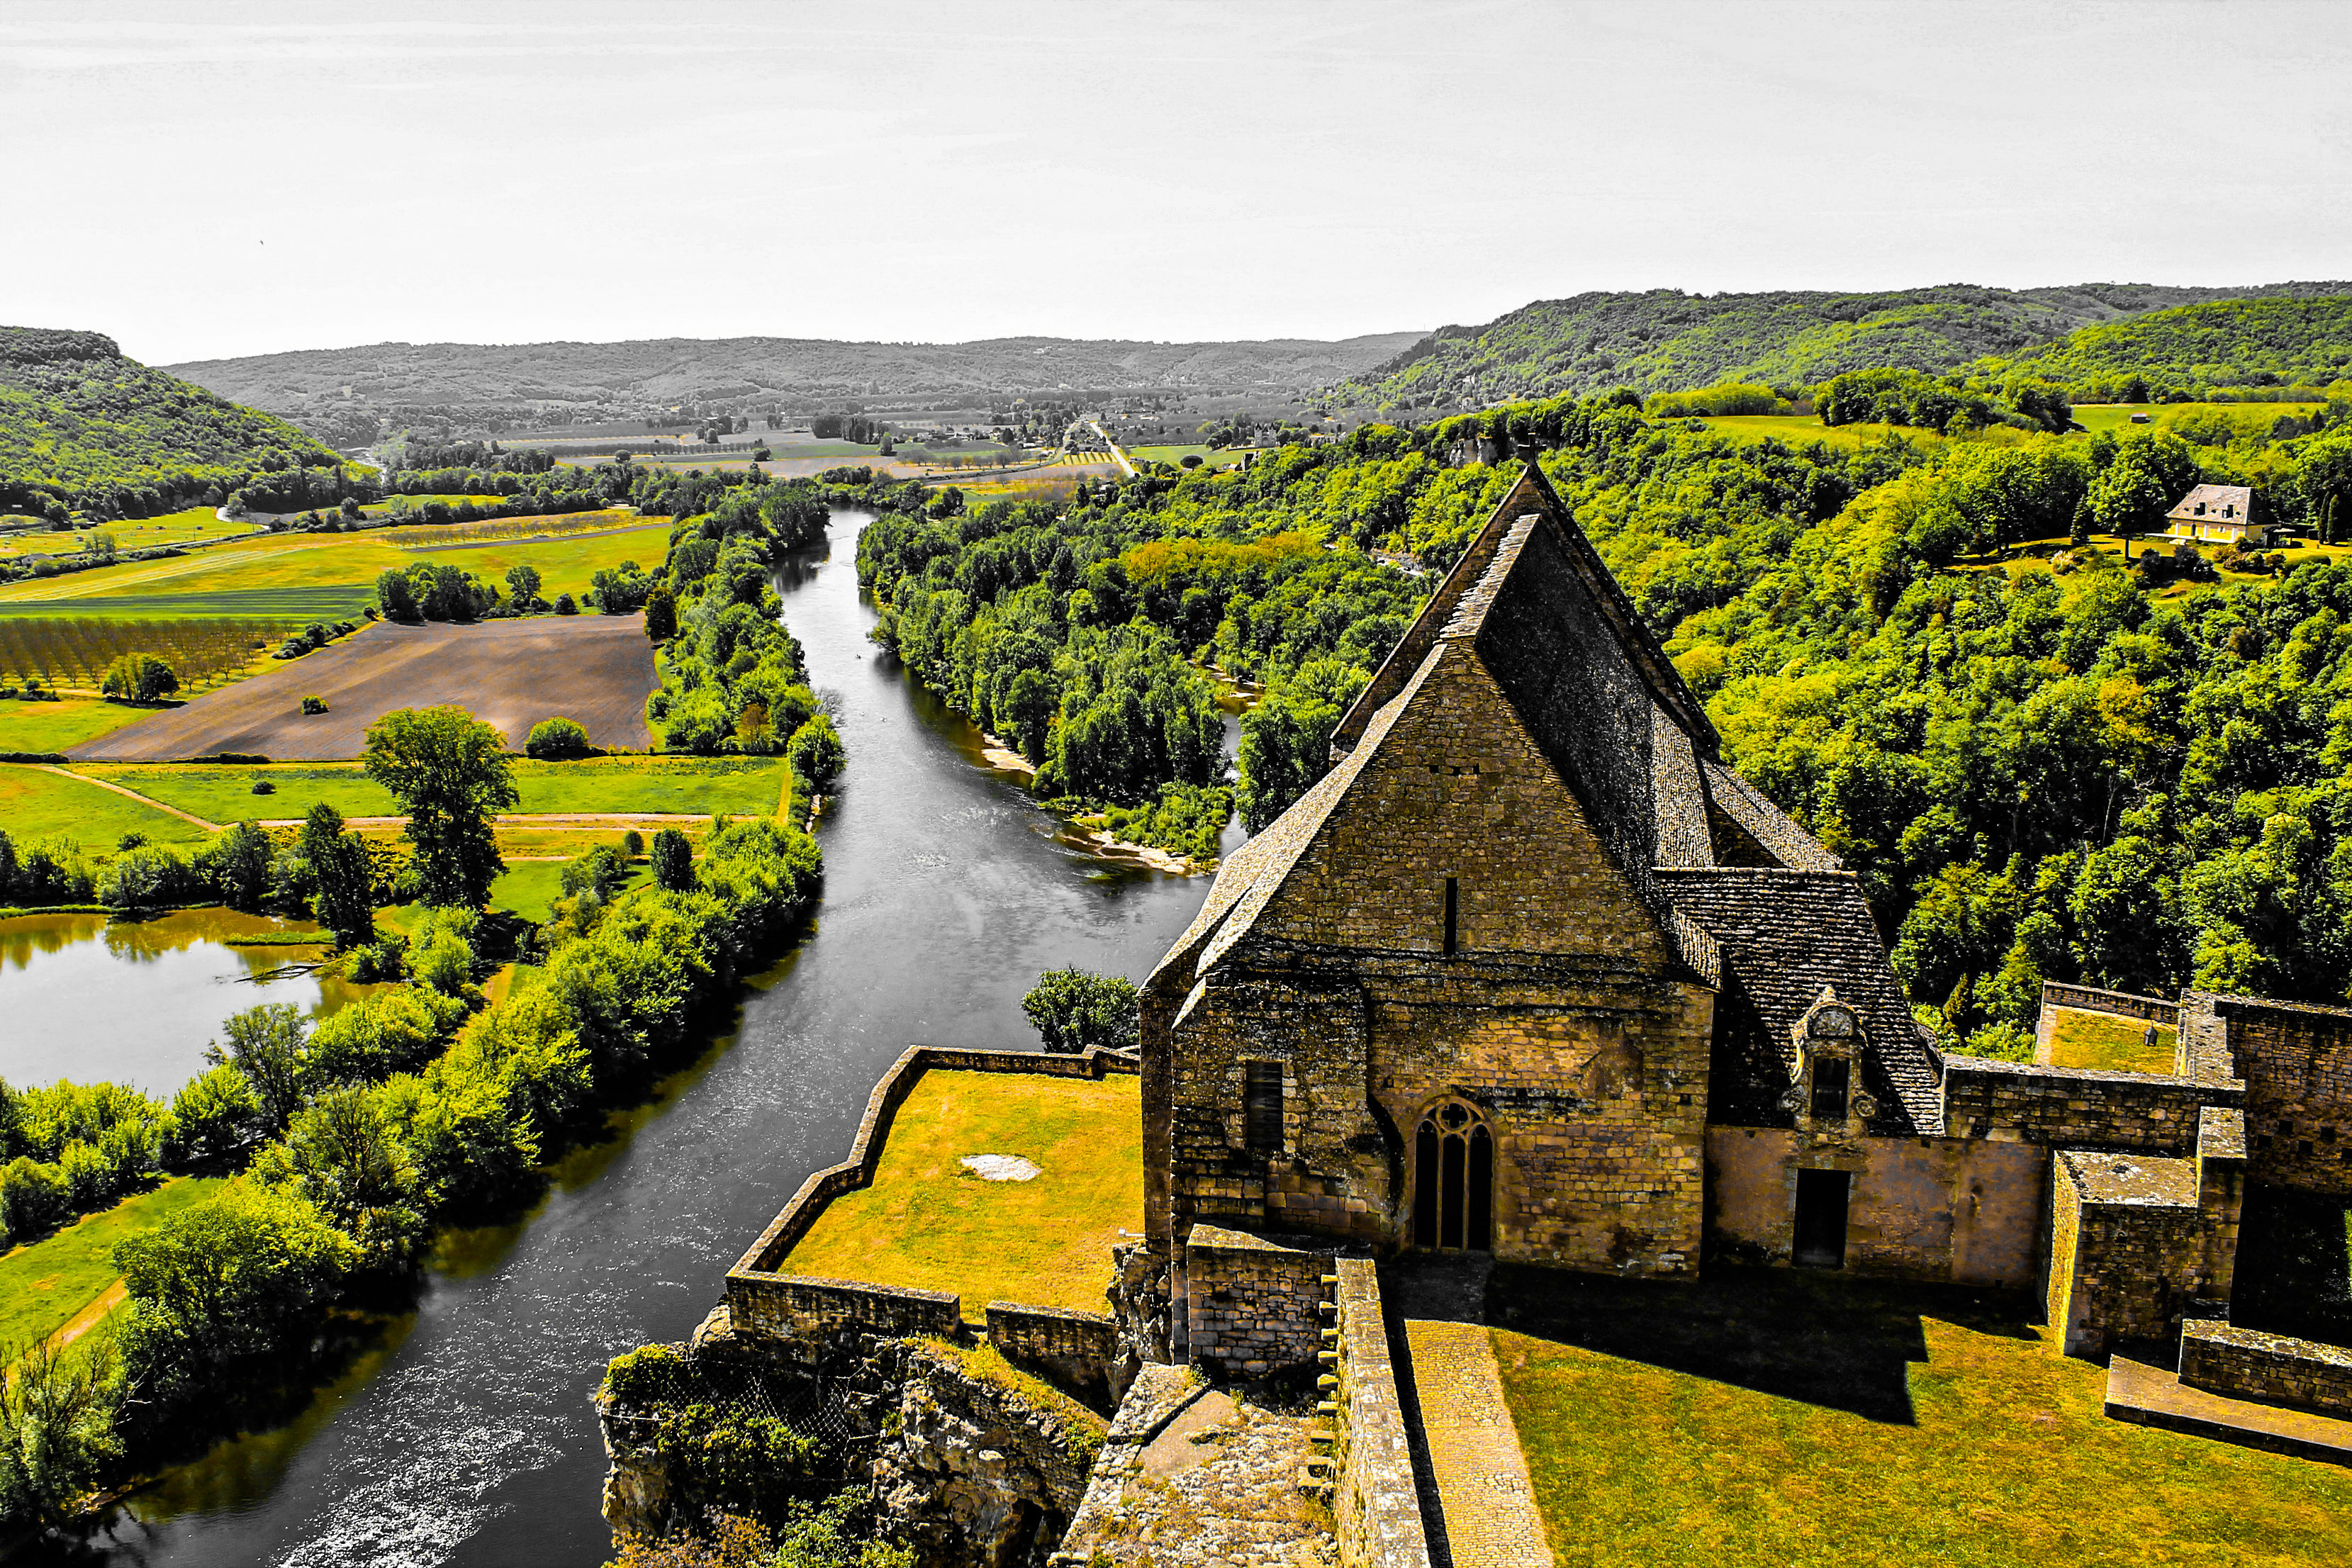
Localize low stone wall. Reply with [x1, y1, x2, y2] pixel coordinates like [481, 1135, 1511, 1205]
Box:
[2042, 981, 2178, 1024]
[1942, 1055, 2241, 1155]
[728, 1272, 961, 1348]
[1330, 1258, 1432, 1568]
[986, 1301, 1126, 1412]
[2181, 1319, 2352, 1416]
[727, 1043, 1139, 1343]
[1183, 1224, 1333, 1379]
[2200, 991, 2352, 1196]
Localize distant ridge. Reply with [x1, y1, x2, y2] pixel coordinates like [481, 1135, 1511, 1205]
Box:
[164, 331, 1430, 446]
[1336, 281, 2352, 410]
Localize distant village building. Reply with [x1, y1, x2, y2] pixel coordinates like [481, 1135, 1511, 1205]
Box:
[1133, 462, 2352, 1379]
[2166, 483, 2270, 548]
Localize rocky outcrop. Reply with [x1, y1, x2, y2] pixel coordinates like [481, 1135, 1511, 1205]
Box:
[596, 1304, 1106, 1568]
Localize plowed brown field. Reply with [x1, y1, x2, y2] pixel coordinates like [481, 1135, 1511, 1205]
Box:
[69, 617, 659, 761]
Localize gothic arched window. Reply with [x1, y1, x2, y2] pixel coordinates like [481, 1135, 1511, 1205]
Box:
[1412, 1099, 1493, 1251]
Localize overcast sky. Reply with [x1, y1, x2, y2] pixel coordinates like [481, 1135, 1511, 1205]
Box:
[4, 0, 2347, 366]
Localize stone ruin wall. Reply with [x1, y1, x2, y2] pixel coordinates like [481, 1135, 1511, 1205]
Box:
[1182, 1224, 1335, 1380]
[2046, 1151, 2212, 1357]
[1941, 1055, 2241, 1154]
[2208, 993, 2352, 1195]
[2180, 1319, 2352, 1416]
[1328, 1258, 1433, 1568]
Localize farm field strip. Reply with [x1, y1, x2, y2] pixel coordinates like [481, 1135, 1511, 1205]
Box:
[0, 698, 162, 754]
[0, 615, 298, 692]
[381, 506, 657, 549]
[0, 762, 216, 848]
[0, 1177, 228, 1354]
[68, 756, 791, 822]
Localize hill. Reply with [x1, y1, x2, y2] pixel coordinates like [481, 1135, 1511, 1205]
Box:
[1337, 281, 2352, 410]
[164, 330, 1429, 447]
[1990, 294, 2352, 393]
[0, 327, 342, 520]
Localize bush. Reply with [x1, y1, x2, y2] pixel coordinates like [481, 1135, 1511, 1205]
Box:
[554, 593, 578, 615]
[301, 695, 328, 715]
[650, 828, 694, 892]
[785, 714, 844, 795]
[526, 716, 591, 759]
[252, 778, 275, 795]
[1020, 966, 1139, 1054]
[99, 653, 178, 703]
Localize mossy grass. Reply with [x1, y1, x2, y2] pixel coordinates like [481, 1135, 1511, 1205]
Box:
[921, 1338, 1106, 1462]
[778, 1070, 1141, 1321]
[0, 1177, 228, 1353]
[1490, 1262, 2352, 1566]
[2044, 1007, 2177, 1073]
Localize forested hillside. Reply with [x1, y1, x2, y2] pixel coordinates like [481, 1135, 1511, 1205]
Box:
[0, 328, 343, 520]
[1988, 295, 2352, 398]
[164, 330, 1428, 448]
[853, 396, 2352, 1055]
[1339, 282, 2352, 411]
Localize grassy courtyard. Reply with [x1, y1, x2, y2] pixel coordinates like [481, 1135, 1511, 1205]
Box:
[776, 1069, 1141, 1321]
[2044, 1006, 2178, 1073]
[1489, 1264, 2352, 1567]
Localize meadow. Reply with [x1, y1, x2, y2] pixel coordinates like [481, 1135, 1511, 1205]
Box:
[0, 1177, 227, 1353]
[0, 506, 257, 559]
[485, 857, 651, 923]
[381, 506, 656, 547]
[1491, 1265, 2352, 1567]
[2071, 402, 2320, 437]
[0, 762, 214, 849]
[69, 755, 791, 824]
[0, 698, 169, 754]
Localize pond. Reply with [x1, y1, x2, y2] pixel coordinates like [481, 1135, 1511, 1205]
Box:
[79, 509, 1221, 1567]
[0, 907, 357, 1097]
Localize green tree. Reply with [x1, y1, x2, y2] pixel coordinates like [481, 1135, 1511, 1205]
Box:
[649, 828, 694, 892]
[785, 713, 846, 795]
[1236, 658, 1370, 831]
[201, 820, 275, 910]
[205, 1003, 310, 1134]
[300, 802, 377, 948]
[376, 568, 420, 622]
[99, 652, 178, 702]
[252, 1088, 427, 1272]
[525, 716, 591, 759]
[642, 583, 677, 642]
[362, 706, 517, 907]
[0, 1336, 121, 1533]
[1020, 966, 1139, 1053]
[504, 561, 543, 608]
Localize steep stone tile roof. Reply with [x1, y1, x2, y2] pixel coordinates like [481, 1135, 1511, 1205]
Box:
[1700, 760, 1842, 872]
[1655, 867, 1943, 1136]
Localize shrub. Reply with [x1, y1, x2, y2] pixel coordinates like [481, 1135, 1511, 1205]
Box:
[301, 695, 328, 715]
[622, 829, 644, 858]
[785, 714, 844, 794]
[1021, 967, 1139, 1054]
[526, 716, 591, 759]
[554, 593, 577, 615]
[252, 778, 275, 795]
[649, 828, 694, 892]
[99, 652, 178, 703]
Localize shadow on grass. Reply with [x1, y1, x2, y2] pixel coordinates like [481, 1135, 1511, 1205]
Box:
[1482, 1260, 2038, 1426]
[2231, 1183, 2352, 1346]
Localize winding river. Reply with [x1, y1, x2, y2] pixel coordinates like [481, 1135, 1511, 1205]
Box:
[79, 512, 1217, 1567]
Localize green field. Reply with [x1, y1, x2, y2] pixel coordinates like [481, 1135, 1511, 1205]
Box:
[0, 699, 161, 754]
[0, 1177, 226, 1353]
[0, 587, 380, 621]
[1698, 415, 1964, 450]
[2045, 1007, 2177, 1073]
[1492, 1264, 2352, 1567]
[75, 755, 790, 824]
[2072, 402, 2320, 437]
[0, 507, 259, 560]
[396, 523, 672, 598]
[777, 1070, 1142, 1321]
[486, 857, 651, 922]
[358, 493, 508, 517]
[0, 763, 213, 848]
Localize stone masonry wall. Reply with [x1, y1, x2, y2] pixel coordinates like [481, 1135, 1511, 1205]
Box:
[2042, 981, 2177, 1024]
[1183, 1225, 1332, 1379]
[2046, 1150, 2211, 1357]
[1942, 1055, 2241, 1154]
[2197, 1105, 2248, 1301]
[1330, 1258, 1433, 1568]
[2204, 992, 2352, 1196]
[2180, 1319, 2352, 1416]
[986, 1301, 1126, 1413]
[728, 1274, 961, 1348]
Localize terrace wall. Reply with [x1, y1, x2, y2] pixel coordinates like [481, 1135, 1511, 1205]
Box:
[727, 1044, 1141, 1335]
[1941, 1055, 2240, 1155]
[1330, 1259, 1433, 1568]
[2202, 992, 2352, 1196]
[2042, 981, 2178, 1024]
[2180, 1319, 2352, 1416]
[986, 1301, 1126, 1412]
[726, 1273, 960, 1349]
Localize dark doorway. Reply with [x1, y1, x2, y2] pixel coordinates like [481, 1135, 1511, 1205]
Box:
[1793, 1168, 1850, 1268]
[1413, 1102, 1494, 1251]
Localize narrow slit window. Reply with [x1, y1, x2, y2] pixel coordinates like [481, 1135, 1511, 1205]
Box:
[1810, 1056, 1850, 1121]
[1443, 876, 1459, 955]
[1243, 1062, 1284, 1155]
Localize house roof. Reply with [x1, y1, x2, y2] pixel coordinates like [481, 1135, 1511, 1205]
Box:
[2166, 483, 2257, 525]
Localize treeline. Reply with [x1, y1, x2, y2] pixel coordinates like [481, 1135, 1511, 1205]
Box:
[810, 414, 887, 444]
[386, 439, 556, 475]
[1993, 295, 2352, 401]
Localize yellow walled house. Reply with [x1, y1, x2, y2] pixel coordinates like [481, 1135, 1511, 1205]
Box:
[2166, 483, 2270, 547]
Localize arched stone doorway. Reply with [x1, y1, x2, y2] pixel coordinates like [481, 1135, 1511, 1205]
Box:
[1411, 1097, 1493, 1251]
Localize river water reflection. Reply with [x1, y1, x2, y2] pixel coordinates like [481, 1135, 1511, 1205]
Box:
[1, 909, 347, 1097]
[81, 511, 1217, 1567]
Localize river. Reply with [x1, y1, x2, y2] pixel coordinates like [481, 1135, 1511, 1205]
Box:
[77, 511, 1217, 1567]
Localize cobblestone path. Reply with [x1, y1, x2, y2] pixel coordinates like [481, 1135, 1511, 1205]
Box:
[1399, 1316, 1555, 1568]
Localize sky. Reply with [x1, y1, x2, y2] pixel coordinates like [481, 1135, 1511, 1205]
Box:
[3, 0, 2348, 366]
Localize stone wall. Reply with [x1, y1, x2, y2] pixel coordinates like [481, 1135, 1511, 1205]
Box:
[2046, 1150, 2212, 1357]
[1182, 1224, 1333, 1379]
[985, 1301, 1126, 1413]
[1329, 1259, 1433, 1568]
[1941, 1055, 2240, 1154]
[728, 1273, 961, 1348]
[1704, 1126, 2046, 1285]
[2180, 1318, 2352, 1416]
[2201, 992, 2352, 1196]
[2196, 1106, 2247, 1301]
[2042, 981, 2177, 1024]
